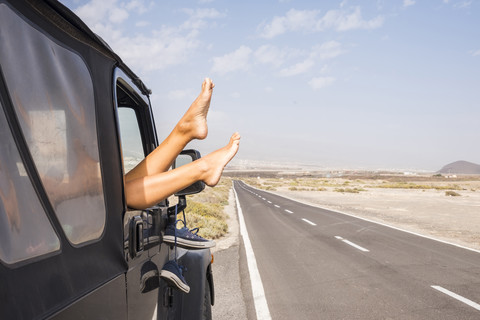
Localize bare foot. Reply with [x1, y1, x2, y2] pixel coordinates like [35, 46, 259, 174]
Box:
[201, 132, 241, 187]
[177, 78, 215, 140]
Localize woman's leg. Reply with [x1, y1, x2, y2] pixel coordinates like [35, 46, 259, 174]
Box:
[125, 78, 215, 182]
[125, 133, 240, 209]
[0, 180, 21, 232]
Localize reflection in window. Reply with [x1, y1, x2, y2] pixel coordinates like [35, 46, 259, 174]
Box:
[118, 107, 145, 173]
[0, 4, 106, 245]
[175, 155, 192, 168]
[0, 103, 60, 264]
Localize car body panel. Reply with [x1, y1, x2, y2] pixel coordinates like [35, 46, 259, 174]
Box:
[0, 1, 214, 319]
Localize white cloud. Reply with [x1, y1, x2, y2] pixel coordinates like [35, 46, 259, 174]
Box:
[211, 46, 253, 75]
[135, 20, 149, 27]
[455, 1, 473, 8]
[279, 59, 315, 76]
[168, 89, 194, 100]
[259, 7, 384, 38]
[111, 28, 201, 72]
[74, 0, 119, 26]
[311, 41, 345, 60]
[180, 8, 225, 31]
[125, 0, 149, 13]
[277, 41, 345, 77]
[403, 0, 415, 7]
[254, 45, 289, 67]
[74, 0, 150, 26]
[309, 77, 335, 89]
[319, 7, 384, 32]
[181, 8, 224, 20]
[471, 49, 480, 56]
[109, 7, 129, 24]
[443, 0, 473, 8]
[72, 1, 224, 73]
[319, 64, 330, 74]
[259, 9, 319, 38]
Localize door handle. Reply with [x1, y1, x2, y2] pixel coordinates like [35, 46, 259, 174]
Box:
[130, 215, 144, 258]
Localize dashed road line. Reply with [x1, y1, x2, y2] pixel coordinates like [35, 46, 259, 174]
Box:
[335, 236, 369, 252]
[431, 286, 480, 311]
[302, 218, 317, 226]
[274, 205, 280, 208]
[267, 201, 272, 204]
[285, 209, 294, 214]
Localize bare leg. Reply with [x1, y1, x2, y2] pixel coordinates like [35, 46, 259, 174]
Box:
[41, 139, 102, 205]
[125, 78, 215, 182]
[0, 180, 21, 233]
[125, 133, 240, 209]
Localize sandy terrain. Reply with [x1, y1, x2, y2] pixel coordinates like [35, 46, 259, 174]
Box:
[249, 176, 480, 251]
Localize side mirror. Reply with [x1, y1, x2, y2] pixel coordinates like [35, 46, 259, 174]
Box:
[173, 149, 206, 196]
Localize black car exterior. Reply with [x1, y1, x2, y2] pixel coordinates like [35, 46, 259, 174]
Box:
[0, 1, 213, 319]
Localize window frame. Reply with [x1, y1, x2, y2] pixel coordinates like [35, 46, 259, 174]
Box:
[113, 69, 158, 204]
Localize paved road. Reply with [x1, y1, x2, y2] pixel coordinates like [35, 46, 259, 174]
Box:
[233, 180, 480, 319]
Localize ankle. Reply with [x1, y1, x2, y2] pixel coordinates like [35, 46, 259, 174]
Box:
[172, 123, 195, 143]
[196, 158, 210, 182]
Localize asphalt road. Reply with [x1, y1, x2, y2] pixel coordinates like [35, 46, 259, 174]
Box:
[233, 180, 480, 320]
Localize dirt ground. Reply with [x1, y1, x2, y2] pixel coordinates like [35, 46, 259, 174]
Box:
[250, 176, 480, 251]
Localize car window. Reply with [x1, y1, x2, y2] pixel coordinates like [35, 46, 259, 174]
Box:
[0, 101, 60, 264]
[117, 107, 145, 173]
[0, 4, 106, 245]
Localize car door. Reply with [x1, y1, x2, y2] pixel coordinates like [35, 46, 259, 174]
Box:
[0, 2, 127, 318]
[115, 71, 169, 320]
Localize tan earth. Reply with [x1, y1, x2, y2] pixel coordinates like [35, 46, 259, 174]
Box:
[249, 176, 480, 252]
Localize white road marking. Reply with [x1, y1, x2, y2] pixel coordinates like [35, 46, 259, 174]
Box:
[262, 197, 266, 200]
[335, 236, 369, 252]
[285, 209, 294, 214]
[302, 218, 317, 226]
[274, 205, 280, 208]
[234, 185, 272, 320]
[242, 182, 480, 254]
[267, 201, 272, 204]
[431, 286, 480, 311]
[342, 239, 370, 252]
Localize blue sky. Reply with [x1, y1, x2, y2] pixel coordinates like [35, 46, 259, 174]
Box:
[61, 0, 479, 171]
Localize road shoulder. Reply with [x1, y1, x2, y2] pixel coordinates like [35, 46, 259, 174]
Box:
[211, 188, 248, 320]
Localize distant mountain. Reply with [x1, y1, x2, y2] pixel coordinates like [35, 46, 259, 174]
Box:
[437, 160, 480, 174]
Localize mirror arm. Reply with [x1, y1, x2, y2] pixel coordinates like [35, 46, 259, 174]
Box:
[166, 195, 187, 224]
[177, 195, 187, 212]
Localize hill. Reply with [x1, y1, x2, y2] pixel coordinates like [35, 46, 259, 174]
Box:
[437, 160, 480, 174]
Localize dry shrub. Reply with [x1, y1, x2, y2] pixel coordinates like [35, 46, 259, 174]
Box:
[445, 190, 461, 197]
[181, 178, 231, 239]
[334, 188, 364, 193]
[377, 182, 462, 190]
[181, 202, 228, 239]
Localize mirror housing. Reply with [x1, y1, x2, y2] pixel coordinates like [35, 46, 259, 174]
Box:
[173, 149, 206, 196]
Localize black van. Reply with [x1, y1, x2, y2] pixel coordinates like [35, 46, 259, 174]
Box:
[0, 0, 213, 319]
